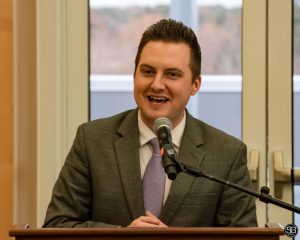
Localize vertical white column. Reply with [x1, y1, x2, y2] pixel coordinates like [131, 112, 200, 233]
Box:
[36, 0, 88, 226]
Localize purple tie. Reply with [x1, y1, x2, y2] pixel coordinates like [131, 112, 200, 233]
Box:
[143, 138, 166, 217]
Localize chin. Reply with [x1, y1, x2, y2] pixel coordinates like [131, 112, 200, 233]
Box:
[151, 113, 169, 120]
[142, 112, 168, 126]
[140, 104, 174, 118]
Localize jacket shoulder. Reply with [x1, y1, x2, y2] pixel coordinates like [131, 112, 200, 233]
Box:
[78, 109, 137, 137]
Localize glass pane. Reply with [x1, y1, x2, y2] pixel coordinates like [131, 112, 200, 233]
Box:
[293, 0, 300, 233]
[195, 0, 242, 138]
[197, 0, 242, 74]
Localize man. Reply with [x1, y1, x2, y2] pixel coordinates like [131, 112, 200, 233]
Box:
[43, 19, 257, 228]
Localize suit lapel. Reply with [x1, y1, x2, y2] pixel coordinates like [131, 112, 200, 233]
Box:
[114, 110, 145, 220]
[160, 113, 205, 225]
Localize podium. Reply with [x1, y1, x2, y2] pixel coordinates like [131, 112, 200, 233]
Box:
[9, 224, 283, 240]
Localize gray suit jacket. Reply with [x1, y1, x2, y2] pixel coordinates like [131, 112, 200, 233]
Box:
[43, 109, 257, 228]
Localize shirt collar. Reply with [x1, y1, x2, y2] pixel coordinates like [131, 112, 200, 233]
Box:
[138, 110, 186, 148]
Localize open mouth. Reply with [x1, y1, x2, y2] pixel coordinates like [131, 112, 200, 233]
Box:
[148, 96, 169, 103]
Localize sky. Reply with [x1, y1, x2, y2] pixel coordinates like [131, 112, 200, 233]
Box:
[90, 0, 242, 9]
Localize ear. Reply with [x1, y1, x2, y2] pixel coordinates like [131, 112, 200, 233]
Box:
[191, 76, 201, 96]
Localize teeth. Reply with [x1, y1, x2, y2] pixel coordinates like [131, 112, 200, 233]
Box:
[149, 96, 168, 102]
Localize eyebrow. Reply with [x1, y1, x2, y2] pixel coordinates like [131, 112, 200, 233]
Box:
[165, 68, 184, 74]
[139, 64, 184, 74]
[139, 64, 154, 69]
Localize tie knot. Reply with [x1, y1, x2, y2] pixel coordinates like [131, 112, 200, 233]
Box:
[150, 138, 160, 154]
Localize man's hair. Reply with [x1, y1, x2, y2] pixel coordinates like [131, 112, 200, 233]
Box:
[134, 18, 201, 82]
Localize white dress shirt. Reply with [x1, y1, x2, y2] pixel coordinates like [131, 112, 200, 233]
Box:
[138, 110, 186, 204]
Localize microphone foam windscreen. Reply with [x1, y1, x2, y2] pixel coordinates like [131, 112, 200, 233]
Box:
[153, 117, 172, 134]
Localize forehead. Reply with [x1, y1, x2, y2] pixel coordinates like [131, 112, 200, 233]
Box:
[139, 41, 191, 68]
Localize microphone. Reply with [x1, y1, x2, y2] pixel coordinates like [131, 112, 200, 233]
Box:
[153, 117, 179, 180]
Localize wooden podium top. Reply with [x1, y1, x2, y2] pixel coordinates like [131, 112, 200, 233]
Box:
[9, 224, 284, 240]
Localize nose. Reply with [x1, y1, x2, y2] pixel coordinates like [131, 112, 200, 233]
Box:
[150, 74, 165, 91]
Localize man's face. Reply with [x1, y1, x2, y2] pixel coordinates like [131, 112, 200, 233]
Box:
[134, 41, 201, 129]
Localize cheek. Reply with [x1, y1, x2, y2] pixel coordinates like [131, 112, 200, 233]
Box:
[172, 89, 194, 106]
[134, 81, 146, 102]
[134, 84, 142, 97]
[133, 86, 140, 103]
[135, 79, 150, 95]
[133, 79, 141, 93]
[172, 85, 193, 98]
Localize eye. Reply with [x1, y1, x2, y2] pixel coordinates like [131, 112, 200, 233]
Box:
[140, 67, 155, 76]
[166, 71, 181, 80]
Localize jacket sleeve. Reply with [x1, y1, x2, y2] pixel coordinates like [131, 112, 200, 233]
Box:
[43, 125, 120, 228]
[215, 143, 258, 227]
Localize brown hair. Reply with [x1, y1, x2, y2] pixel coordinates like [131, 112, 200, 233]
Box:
[134, 18, 201, 82]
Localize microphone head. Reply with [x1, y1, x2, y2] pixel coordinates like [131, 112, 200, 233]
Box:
[153, 117, 172, 134]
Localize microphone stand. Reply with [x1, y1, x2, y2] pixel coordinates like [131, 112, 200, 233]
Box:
[162, 147, 300, 214]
